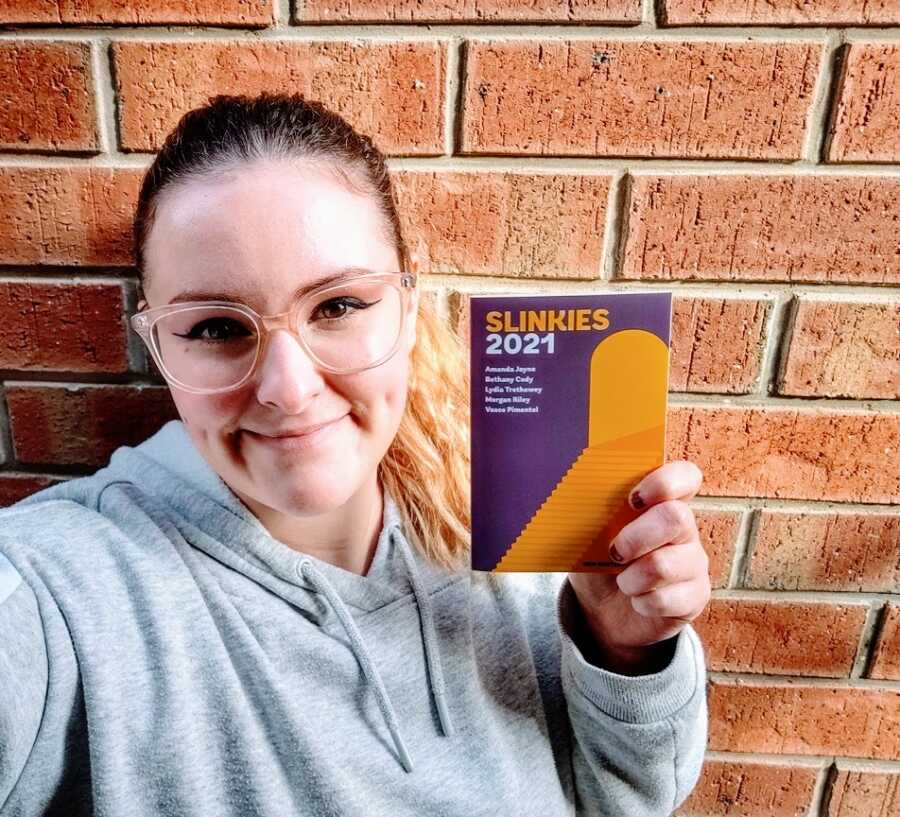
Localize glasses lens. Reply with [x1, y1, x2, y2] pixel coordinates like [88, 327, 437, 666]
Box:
[152, 305, 259, 391]
[300, 279, 403, 372]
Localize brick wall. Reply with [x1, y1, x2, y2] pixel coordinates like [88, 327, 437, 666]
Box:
[1, 2, 898, 814]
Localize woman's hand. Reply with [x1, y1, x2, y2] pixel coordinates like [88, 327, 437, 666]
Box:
[567, 460, 711, 674]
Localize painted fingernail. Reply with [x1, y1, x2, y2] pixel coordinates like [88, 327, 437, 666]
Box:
[609, 544, 625, 563]
[629, 490, 645, 509]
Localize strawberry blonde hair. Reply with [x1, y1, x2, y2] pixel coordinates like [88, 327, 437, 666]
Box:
[133, 92, 479, 575]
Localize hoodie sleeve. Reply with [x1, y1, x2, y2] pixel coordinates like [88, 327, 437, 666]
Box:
[0, 551, 49, 807]
[556, 577, 708, 816]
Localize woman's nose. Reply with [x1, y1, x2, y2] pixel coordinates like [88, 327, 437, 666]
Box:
[254, 328, 325, 412]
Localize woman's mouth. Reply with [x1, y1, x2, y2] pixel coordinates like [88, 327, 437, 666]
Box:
[245, 415, 347, 452]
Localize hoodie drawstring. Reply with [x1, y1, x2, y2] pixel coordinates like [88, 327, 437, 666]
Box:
[298, 531, 453, 774]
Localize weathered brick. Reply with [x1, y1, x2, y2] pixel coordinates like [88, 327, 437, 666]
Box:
[0, 474, 61, 509]
[622, 175, 900, 285]
[828, 44, 900, 164]
[0, 43, 96, 152]
[696, 510, 741, 590]
[296, 0, 641, 21]
[0, 281, 129, 373]
[394, 172, 610, 278]
[7, 384, 179, 468]
[869, 604, 900, 682]
[693, 598, 867, 677]
[747, 510, 900, 593]
[827, 762, 900, 816]
[0, 0, 274, 25]
[675, 759, 819, 817]
[462, 40, 821, 159]
[708, 681, 900, 760]
[662, 0, 900, 25]
[667, 406, 900, 504]
[0, 167, 141, 267]
[779, 298, 900, 399]
[671, 297, 769, 394]
[113, 41, 446, 154]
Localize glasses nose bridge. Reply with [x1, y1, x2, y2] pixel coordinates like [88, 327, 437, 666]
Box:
[258, 307, 298, 336]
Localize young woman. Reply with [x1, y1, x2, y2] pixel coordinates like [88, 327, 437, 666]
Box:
[0, 93, 711, 816]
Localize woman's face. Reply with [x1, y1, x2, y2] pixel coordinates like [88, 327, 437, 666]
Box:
[141, 159, 418, 518]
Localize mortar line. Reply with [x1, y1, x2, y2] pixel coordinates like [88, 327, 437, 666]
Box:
[87, 40, 111, 155]
[3, 270, 897, 302]
[687, 496, 900, 513]
[757, 290, 796, 397]
[444, 38, 463, 157]
[809, 762, 838, 817]
[803, 30, 844, 163]
[710, 588, 895, 604]
[3, 152, 900, 176]
[273, 0, 292, 28]
[859, 601, 891, 679]
[703, 750, 900, 771]
[727, 507, 755, 589]
[3, 25, 900, 40]
[0, 387, 11, 468]
[600, 170, 628, 281]
[708, 670, 900, 689]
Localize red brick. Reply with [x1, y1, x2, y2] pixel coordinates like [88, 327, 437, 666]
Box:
[779, 299, 900, 400]
[675, 759, 819, 817]
[671, 297, 769, 394]
[693, 599, 867, 677]
[662, 1, 900, 25]
[622, 175, 900, 285]
[297, 0, 641, 21]
[0, 281, 129, 373]
[0, 474, 61, 508]
[869, 604, 900, 681]
[0, 43, 96, 152]
[828, 44, 900, 164]
[0, 167, 141, 266]
[462, 40, 820, 159]
[696, 510, 741, 590]
[667, 406, 900, 504]
[0, 0, 274, 25]
[394, 172, 610, 278]
[7, 384, 179, 468]
[113, 41, 446, 154]
[827, 763, 900, 816]
[747, 511, 900, 593]
[709, 681, 900, 760]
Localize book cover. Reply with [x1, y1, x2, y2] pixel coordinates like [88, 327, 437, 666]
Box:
[469, 291, 673, 573]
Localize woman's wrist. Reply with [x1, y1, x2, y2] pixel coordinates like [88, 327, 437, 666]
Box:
[573, 604, 677, 676]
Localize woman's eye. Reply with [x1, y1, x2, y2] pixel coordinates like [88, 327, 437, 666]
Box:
[314, 297, 374, 320]
[176, 320, 252, 342]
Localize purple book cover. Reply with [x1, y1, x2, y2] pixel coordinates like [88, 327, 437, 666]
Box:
[469, 291, 673, 573]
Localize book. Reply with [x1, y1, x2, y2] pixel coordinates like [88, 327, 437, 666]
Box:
[469, 291, 673, 573]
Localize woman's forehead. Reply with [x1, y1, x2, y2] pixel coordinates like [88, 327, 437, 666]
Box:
[144, 161, 398, 301]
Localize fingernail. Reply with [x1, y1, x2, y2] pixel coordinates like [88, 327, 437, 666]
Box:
[609, 544, 625, 563]
[629, 490, 644, 509]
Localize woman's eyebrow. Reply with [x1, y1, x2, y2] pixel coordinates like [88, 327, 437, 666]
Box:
[167, 267, 377, 305]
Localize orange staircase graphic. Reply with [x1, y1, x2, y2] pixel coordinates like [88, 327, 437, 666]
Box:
[493, 328, 669, 573]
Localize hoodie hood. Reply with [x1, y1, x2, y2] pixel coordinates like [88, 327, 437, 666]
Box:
[21, 419, 456, 772]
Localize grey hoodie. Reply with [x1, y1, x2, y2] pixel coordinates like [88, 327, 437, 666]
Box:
[0, 419, 707, 816]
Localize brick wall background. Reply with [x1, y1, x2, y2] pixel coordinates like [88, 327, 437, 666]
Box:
[1, 2, 898, 814]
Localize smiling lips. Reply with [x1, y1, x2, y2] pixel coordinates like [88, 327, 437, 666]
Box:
[246, 415, 347, 449]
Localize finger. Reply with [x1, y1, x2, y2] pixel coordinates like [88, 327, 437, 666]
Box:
[629, 578, 710, 621]
[629, 460, 703, 510]
[610, 499, 698, 563]
[615, 541, 708, 597]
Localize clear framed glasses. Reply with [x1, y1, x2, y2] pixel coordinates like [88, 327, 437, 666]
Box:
[130, 271, 417, 395]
